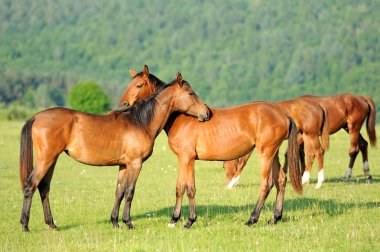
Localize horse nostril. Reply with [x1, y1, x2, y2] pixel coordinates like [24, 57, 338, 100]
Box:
[123, 101, 129, 106]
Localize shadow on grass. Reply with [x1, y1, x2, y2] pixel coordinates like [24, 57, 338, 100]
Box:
[92, 196, 379, 228]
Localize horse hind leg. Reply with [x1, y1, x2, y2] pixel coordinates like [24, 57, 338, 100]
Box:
[38, 160, 58, 230]
[246, 147, 276, 226]
[309, 135, 325, 189]
[21, 158, 57, 231]
[358, 134, 372, 182]
[227, 150, 253, 189]
[343, 129, 360, 182]
[268, 153, 286, 225]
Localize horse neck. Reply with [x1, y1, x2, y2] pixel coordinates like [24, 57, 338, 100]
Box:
[146, 87, 175, 139]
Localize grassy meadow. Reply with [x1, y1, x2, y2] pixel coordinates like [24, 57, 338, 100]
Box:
[0, 120, 379, 251]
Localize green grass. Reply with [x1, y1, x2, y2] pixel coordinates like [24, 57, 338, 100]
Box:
[0, 121, 379, 251]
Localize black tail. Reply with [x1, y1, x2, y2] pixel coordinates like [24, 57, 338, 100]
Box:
[20, 118, 35, 191]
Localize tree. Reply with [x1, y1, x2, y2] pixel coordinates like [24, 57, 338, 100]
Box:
[68, 82, 111, 114]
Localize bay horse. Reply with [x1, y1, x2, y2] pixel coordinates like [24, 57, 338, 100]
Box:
[299, 94, 376, 182]
[19, 73, 210, 231]
[224, 98, 330, 189]
[118, 65, 303, 228]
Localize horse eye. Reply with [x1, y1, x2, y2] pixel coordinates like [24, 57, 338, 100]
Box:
[189, 92, 195, 96]
[137, 83, 143, 88]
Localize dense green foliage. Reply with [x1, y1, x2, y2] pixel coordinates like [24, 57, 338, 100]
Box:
[0, 121, 379, 250]
[68, 82, 111, 114]
[0, 0, 379, 117]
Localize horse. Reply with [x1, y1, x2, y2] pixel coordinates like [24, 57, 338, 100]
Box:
[118, 65, 303, 228]
[299, 94, 376, 181]
[224, 98, 330, 189]
[19, 73, 210, 231]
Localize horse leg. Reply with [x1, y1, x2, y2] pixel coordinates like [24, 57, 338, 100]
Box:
[343, 129, 360, 182]
[227, 151, 253, 189]
[309, 135, 325, 189]
[358, 134, 372, 182]
[169, 154, 195, 228]
[301, 135, 315, 185]
[299, 142, 306, 175]
[20, 158, 57, 231]
[110, 165, 127, 228]
[268, 153, 286, 225]
[121, 160, 142, 229]
[245, 147, 276, 225]
[38, 160, 57, 230]
[224, 160, 238, 185]
[183, 156, 197, 229]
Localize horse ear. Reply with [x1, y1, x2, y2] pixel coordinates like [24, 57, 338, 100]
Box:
[176, 72, 183, 86]
[128, 68, 137, 77]
[142, 65, 149, 77]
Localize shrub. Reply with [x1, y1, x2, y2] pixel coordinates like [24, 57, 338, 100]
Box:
[68, 82, 111, 114]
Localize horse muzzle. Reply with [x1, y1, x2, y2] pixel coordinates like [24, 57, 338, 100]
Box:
[116, 102, 131, 112]
[198, 109, 211, 122]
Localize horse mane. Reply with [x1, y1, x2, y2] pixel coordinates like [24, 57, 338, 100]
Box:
[112, 79, 176, 127]
[136, 72, 166, 92]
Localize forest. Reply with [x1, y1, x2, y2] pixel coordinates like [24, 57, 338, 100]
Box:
[0, 0, 379, 118]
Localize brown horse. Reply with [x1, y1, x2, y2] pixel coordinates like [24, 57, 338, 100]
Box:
[19, 73, 210, 231]
[224, 98, 330, 189]
[299, 94, 376, 181]
[119, 65, 303, 228]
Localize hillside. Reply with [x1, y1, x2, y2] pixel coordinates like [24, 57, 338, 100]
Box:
[0, 0, 379, 113]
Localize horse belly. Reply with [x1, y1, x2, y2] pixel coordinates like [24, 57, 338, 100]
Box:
[66, 147, 124, 166]
[196, 137, 253, 161]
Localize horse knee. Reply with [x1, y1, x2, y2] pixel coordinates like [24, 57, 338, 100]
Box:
[185, 185, 196, 199]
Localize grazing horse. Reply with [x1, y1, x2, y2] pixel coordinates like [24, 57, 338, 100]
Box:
[224, 98, 330, 189]
[118, 65, 303, 228]
[19, 73, 210, 231]
[300, 94, 376, 181]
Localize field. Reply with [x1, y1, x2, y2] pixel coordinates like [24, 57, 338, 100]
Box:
[0, 121, 379, 251]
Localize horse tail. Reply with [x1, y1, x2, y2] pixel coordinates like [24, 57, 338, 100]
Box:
[287, 116, 303, 194]
[20, 117, 35, 191]
[362, 96, 377, 147]
[319, 105, 330, 151]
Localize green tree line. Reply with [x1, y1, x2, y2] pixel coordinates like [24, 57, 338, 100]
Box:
[0, 0, 379, 119]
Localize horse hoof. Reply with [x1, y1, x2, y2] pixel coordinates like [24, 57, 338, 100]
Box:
[315, 183, 322, 189]
[122, 220, 135, 230]
[366, 175, 372, 182]
[227, 176, 240, 189]
[183, 222, 192, 229]
[244, 220, 257, 226]
[112, 223, 120, 229]
[342, 177, 350, 182]
[22, 226, 30, 232]
[49, 224, 58, 230]
[168, 222, 176, 228]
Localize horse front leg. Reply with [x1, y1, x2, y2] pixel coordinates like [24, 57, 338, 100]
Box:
[110, 165, 127, 228]
[169, 154, 196, 228]
[121, 160, 142, 230]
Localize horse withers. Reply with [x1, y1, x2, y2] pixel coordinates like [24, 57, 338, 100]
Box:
[19, 73, 210, 231]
